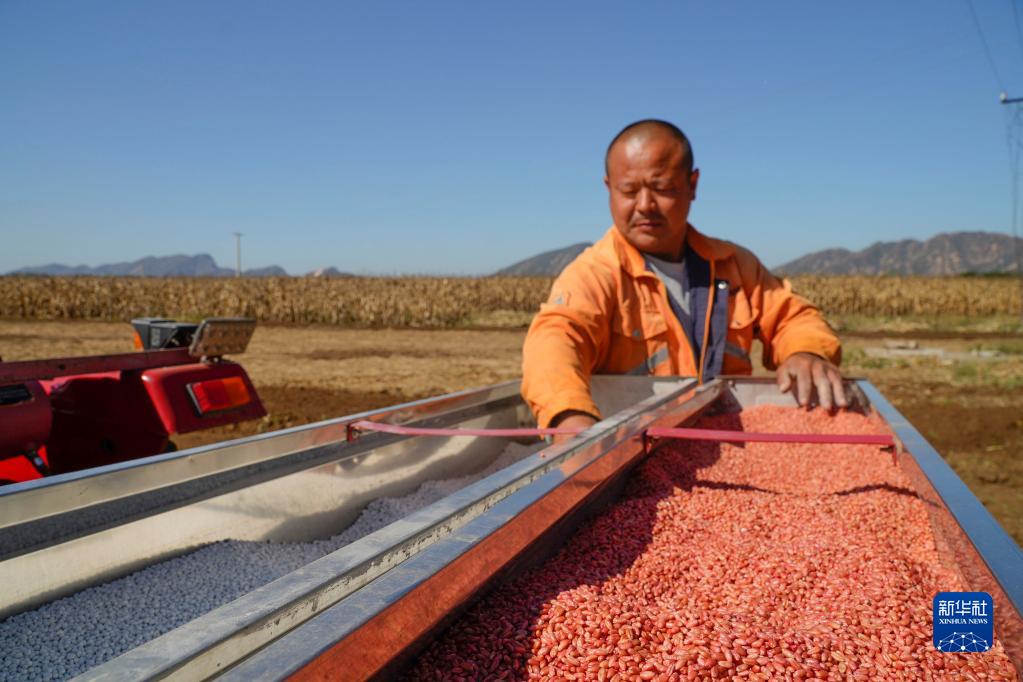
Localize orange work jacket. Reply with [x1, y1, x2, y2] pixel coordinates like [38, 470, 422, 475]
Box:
[521, 225, 842, 428]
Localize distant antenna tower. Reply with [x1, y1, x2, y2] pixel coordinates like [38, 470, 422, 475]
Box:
[233, 232, 243, 278]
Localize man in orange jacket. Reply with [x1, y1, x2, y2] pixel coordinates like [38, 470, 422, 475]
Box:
[522, 119, 846, 436]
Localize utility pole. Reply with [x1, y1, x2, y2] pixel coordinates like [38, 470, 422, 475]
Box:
[233, 232, 243, 278]
[999, 93, 1023, 323]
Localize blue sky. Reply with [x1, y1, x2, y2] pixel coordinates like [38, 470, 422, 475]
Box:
[2, 1, 1022, 275]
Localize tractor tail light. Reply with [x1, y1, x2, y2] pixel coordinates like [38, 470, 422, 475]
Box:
[186, 377, 252, 415]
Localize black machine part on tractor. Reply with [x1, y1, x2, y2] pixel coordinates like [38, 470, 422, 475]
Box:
[0, 384, 33, 406]
[131, 318, 199, 350]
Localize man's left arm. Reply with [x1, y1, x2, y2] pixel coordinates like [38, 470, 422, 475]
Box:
[775, 351, 847, 411]
[746, 256, 847, 410]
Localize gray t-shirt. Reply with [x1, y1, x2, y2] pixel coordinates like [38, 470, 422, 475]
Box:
[643, 253, 692, 332]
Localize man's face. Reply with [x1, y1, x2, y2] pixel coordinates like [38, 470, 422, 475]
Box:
[604, 134, 699, 261]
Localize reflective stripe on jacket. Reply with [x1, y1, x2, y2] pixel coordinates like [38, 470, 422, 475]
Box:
[521, 225, 842, 428]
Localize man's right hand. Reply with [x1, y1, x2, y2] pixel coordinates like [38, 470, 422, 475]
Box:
[550, 410, 598, 443]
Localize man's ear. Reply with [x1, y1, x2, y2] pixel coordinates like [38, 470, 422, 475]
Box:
[603, 175, 610, 192]
[689, 168, 700, 199]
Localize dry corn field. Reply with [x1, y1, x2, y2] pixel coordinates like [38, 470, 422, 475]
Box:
[0, 276, 1019, 326]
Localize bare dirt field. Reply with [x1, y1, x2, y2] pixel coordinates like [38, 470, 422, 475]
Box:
[2, 319, 1020, 544]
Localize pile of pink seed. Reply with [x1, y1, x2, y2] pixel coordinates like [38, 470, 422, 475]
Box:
[407, 405, 1019, 681]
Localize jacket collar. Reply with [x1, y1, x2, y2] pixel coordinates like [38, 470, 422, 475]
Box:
[608, 224, 736, 279]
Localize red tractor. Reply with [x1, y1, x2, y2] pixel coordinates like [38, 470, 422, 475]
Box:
[0, 318, 266, 485]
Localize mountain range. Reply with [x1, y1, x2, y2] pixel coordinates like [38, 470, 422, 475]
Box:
[494, 231, 1021, 277]
[775, 231, 1021, 275]
[494, 243, 591, 276]
[8, 254, 350, 278]
[7, 232, 1019, 277]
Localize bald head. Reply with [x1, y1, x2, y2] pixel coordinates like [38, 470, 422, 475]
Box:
[603, 119, 700, 260]
[605, 119, 694, 176]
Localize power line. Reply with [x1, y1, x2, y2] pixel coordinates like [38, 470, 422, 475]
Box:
[965, 0, 1007, 90]
[1010, 0, 1023, 68]
[964, 1, 1021, 319]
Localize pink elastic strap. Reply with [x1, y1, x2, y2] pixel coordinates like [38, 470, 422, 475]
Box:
[350, 420, 584, 438]
[351, 420, 894, 447]
[646, 427, 895, 447]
